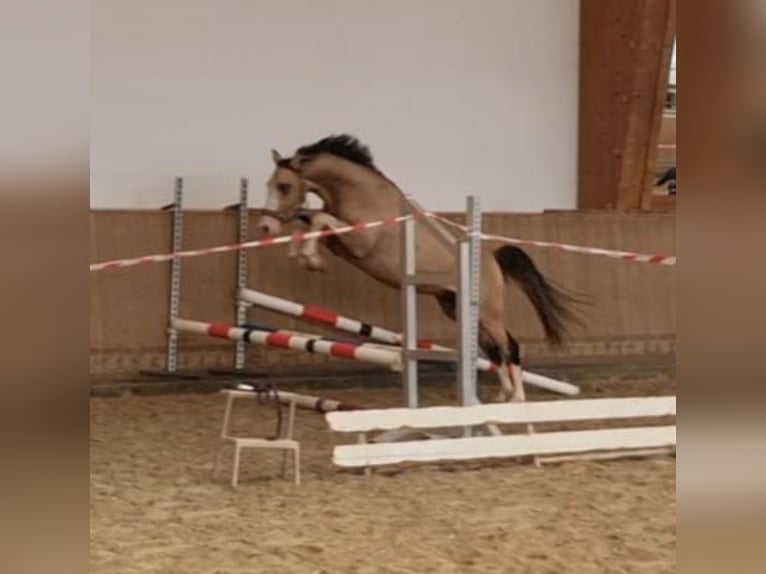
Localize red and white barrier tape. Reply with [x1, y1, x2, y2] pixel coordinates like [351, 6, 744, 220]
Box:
[89, 215, 410, 272]
[429, 214, 676, 266]
[90, 210, 675, 272]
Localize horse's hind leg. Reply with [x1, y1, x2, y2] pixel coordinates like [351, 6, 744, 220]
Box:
[478, 326, 512, 402]
[435, 290, 522, 403]
[434, 290, 457, 320]
[506, 331, 525, 402]
[479, 319, 525, 402]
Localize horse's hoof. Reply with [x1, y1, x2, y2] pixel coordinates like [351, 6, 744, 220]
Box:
[299, 253, 325, 272]
[297, 253, 318, 270]
[307, 260, 325, 272]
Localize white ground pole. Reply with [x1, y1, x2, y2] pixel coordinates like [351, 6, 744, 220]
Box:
[328, 396, 677, 468]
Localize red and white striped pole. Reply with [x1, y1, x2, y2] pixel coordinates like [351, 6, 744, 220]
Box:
[172, 318, 402, 369]
[240, 288, 405, 345]
[237, 323, 404, 371]
[238, 288, 579, 396]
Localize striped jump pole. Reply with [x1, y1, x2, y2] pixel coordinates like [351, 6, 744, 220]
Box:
[239, 288, 405, 345]
[172, 318, 402, 370]
[233, 384, 364, 412]
[240, 322, 402, 352]
[238, 323, 403, 371]
[237, 288, 579, 396]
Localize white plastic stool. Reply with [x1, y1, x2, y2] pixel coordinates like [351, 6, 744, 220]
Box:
[212, 390, 301, 486]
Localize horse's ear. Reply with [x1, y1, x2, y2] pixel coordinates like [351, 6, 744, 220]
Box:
[271, 149, 282, 164]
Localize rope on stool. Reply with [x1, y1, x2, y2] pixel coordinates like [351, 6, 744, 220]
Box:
[236, 381, 283, 440]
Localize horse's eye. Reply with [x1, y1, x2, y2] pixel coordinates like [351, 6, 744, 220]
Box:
[276, 183, 291, 195]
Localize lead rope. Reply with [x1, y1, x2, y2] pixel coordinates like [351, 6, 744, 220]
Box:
[238, 381, 284, 440]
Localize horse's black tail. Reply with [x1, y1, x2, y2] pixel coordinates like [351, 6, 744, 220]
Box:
[494, 245, 584, 346]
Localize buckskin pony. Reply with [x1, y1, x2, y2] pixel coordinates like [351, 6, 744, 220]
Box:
[257, 135, 581, 402]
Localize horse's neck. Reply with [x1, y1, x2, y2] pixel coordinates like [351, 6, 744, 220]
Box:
[303, 158, 401, 220]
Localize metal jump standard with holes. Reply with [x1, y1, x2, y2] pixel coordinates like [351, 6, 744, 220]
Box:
[232, 178, 250, 371]
[166, 176, 184, 373]
[399, 194, 482, 410]
[140, 177, 261, 380]
[365, 194, 493, 446]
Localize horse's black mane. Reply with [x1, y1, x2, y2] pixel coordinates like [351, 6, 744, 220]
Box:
[276, 158, 296, 170]
[296, 134, 377, 171]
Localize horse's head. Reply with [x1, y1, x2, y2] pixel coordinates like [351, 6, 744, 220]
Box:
[257, 149, 308, 236]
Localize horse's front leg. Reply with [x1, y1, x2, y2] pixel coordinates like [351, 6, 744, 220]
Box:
[287, 238, 301, 259]
[285, 212, 316, 264]
[292, 213, 334, 271]
[298, 212, 377, 271]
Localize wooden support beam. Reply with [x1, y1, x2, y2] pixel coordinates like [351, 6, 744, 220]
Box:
[579, 0, 677, 211]
[636, 0, 676, 209]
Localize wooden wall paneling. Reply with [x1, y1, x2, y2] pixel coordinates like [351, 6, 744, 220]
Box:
[578, 212, 612, 342]
[174, 212, 238, 369]
[89, 211, 676, 376]
[89, 212, 172, 372]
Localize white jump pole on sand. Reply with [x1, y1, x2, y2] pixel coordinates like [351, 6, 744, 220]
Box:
[172, 318, 402, 370]
[238, 287, 579, 396]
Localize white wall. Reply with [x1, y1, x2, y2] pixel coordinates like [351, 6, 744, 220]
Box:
[91, 0, 579, 212]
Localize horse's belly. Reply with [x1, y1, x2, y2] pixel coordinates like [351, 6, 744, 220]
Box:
[351, 254, 403, 288]
[344, 250, 452, 296]
[321, 230, 455, 293]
